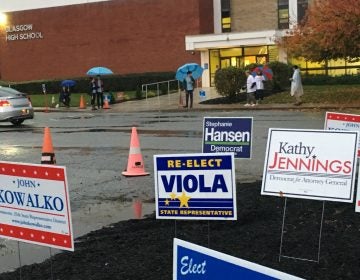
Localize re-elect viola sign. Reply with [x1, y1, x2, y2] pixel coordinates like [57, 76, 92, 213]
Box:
[202, 117, 253, 159]
[154, 153, 236, 220]
[173, 238, 304, 280]
[262, 129, 358, 202]
[0, 161, 73, 251]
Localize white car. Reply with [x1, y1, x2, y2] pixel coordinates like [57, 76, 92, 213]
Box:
[0, 87, 34, 125]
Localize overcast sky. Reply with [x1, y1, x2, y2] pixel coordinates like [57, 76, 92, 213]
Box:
[0, 0, 110, 12]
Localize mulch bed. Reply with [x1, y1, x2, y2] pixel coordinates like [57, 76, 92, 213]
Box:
[1, 181, 360, 280]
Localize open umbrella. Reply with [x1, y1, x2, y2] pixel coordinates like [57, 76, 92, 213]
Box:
[61, 80, 76, 87]
[251, 65, 273, 80]
[87, 66, 113, 76]
[175, 63, 203, 81]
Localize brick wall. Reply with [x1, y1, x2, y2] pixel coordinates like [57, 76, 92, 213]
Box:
[0, 0, 213, 82]
[231, 0, 277, 32]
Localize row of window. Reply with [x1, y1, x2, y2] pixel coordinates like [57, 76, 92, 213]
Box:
[221, 0, 309, 32]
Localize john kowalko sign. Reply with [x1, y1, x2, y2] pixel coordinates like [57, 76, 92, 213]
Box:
[262, 129, 358, 202]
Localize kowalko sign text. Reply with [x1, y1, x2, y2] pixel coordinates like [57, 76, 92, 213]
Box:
[154, 153, 236, 220]
[202, 117, 253, 159]
[262, 129, 358, 202]
[0, 161, 73, 251]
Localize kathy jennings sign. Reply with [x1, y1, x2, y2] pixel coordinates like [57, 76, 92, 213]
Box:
[0, 161, 73, 251]
[262, 129, 358, 202]
[154, 153, 236, 220]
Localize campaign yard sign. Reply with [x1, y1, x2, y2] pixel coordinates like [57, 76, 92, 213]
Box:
[324, 112, 360, 157]
[0, 161, 73, 251]
[202, 117, 253, 159]
[154, 153, 236, 220]
[262, 129, 358, 202]
[173, 238, 304, 280]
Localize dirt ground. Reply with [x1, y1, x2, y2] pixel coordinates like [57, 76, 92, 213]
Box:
[1, 181, 360, 280]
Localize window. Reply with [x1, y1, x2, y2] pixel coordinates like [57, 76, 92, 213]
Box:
[278, 0, 289, 29]
[221, 0, 231, 32]
[297, 0, 309, 24]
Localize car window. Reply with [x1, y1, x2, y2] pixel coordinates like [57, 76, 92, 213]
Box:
[0, 87, 23, 97]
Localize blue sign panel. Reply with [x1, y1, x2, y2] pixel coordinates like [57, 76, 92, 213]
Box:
[202, 117, 253, 159]
[154, 153, 236, 220]
[173, 239, 304, 280]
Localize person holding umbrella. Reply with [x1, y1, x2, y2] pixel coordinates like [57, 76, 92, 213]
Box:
[96, 75, 104, 109]
[90, 77, 97, 110]
[182, 71, 195, 109]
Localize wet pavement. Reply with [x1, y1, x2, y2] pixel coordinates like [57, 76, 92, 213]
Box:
[0, 88, 356, 273]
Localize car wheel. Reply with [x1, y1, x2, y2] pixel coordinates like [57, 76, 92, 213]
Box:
[11, 119, 24, 126]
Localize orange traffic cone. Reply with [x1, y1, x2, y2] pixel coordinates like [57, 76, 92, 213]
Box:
[103, 99, 110, 109]
[133, 200, 143, 219]
[122, 127, 149, 177]
[79, 95, 86, 109]
[41, 127, 56, 165]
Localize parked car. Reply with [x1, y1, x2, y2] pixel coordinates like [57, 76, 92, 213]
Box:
[0, 87, 34, 125]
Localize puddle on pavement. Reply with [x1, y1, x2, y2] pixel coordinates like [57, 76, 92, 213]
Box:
[0, 201, 154, 274]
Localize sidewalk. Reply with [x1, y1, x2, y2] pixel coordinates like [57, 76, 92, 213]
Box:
[34, 87, 360, 113]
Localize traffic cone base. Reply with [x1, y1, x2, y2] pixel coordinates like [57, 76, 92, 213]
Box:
[79, 95, 86, 109]
[41, 127, 56, 165]
[103, 99, 110, 109]
[122, 127, 149, 177]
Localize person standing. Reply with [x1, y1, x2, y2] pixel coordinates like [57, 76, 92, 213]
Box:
[96, 75, 104, 109]
[254, 70, 266, 104]
[182, 71, 195, 109]
[244, 70, 256, 106]
[90, 77, 97, 110]
[290, 65, 303, 105]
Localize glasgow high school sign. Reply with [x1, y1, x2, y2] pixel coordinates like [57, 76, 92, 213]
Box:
[5, 24, 44, 41]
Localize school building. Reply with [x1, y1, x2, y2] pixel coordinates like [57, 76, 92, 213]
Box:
[0, 0, 358, 86]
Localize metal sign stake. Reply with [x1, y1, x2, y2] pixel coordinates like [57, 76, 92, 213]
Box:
[279, 198, 325, 263]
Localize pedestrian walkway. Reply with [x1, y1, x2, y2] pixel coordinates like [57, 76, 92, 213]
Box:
[34, 87, 360, 113]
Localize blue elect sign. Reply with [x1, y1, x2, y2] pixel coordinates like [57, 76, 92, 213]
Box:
[154, 153, 236, 220]
[173, 239, 304, 280]
[202, 117, 253, 159]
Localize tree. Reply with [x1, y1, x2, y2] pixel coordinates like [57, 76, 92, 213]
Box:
[280, 0, 360, 62]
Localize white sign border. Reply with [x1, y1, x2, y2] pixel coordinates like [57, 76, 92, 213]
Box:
[154, 152, 237, 221]
[261, 128, 358, 203]
[0, 161, 74, 251]
[173, 238, 304, 280]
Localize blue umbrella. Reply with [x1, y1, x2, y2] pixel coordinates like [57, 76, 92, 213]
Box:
[87, 66, 113, 76]
[175, 63, 203, 81]
[61, 80, 76, 87]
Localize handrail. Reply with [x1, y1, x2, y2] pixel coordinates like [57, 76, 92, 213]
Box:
[141, 79, 180, 100]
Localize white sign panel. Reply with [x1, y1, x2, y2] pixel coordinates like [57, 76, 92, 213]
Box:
[0, 161, 73, 251]
[262, 129, 358, 202]
[324, 111, 360, 156]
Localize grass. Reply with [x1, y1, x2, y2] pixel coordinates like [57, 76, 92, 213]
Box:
[27, 85, 360, 107]
[261, 84, 360, 105]
[28, 91, 137, 108]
